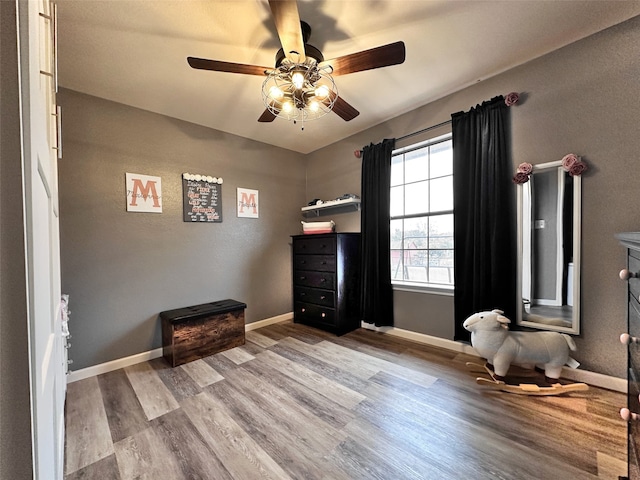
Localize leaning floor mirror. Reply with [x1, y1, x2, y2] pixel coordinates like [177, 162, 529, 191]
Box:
[516, 160, 581, 334]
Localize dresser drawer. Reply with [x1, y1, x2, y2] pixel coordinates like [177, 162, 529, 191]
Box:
[295, 302, 336, 327]
[294, 286, 335, 307]
[630, 254, 640, 302]
[293, 236, 336, 255]
[294, 254, 336, 272]
[293, 270, 335, 289]
[630, 297, 640, 376]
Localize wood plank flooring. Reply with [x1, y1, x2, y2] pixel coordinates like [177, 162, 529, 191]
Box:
[64, 321, 628, 479]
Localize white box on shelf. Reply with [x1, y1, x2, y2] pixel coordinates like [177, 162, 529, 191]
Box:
[301, 220, 335, 234]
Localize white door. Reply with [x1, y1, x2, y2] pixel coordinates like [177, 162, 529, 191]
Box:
[18, 1, 66, 478]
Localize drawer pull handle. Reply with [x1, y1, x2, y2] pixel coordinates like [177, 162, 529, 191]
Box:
[321, 312, 326, 318]
[620, 333, 640, 345]
[621, 408, 639, 422]
[320, 295, 326, 300]
[620, 269, 638, 280]
[301, 308, 306, 313]
[300, 293, 306, 296]
[300, 276, 306, 280]
[320, 278, 326, 283]
[300, 260, 306, 264]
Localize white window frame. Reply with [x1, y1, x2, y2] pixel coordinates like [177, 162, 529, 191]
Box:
[390, 133, 454, 295]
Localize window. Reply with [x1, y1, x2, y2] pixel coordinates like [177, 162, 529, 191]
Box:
[390, 133, 454, 288]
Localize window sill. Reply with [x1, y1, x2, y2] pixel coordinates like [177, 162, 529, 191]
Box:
[392, 282, 454, 296]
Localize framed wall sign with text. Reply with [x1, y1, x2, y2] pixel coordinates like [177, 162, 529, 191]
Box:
[182, 173, 223, 222]
[237, 187, 259, 218]
[126, 172, 162, 213]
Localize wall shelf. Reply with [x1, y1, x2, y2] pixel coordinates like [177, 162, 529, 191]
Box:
[301, 197, 361, 217]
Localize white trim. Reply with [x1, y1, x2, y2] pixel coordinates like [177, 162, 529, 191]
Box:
[245, 312, 293, 331]
[559, 367, 627, 393]
[363, 323, 477, 355]
[533, 299, 560, 307]
[392, 283, 454, 296]
[66, 312, 294, 383]
[68, 313, 625, 394]
[362, 323, 626, 393]
[66, 348, 164, 383]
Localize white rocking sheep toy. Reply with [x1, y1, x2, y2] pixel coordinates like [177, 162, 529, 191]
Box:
[463, 309, 577, 381]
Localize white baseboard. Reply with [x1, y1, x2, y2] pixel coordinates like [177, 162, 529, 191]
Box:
[66, 312, 294, 384]
[362, 322, 627, 393]
[245, 312, 293, 331]
[69, 314, 626, 393]
[365, 323, 478, 355]
[559, 367, 627, 393]
[67, 348, 164, 383]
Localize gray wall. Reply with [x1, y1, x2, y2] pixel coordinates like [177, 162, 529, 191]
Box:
[59, 15, 638, 378]
[58, 90, 307, 370]
[0, 1, 34, 477]
[306, 15, 640, 378]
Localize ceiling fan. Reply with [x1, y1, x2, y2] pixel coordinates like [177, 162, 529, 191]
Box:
[187, 0, 406, 124]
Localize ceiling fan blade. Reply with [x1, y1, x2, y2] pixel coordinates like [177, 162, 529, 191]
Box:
[268, 0, 306, 63]
[320, 41, 406, 76]
[258, 108, 278, 122]
[323, 92, 359, 121]
[333, 96, 360, 121]
[187, 57, 270, 76]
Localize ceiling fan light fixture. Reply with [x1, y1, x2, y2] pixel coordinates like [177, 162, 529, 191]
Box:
[282, 100, 294, 113]
[268, 86, 284, 100]
[291, 71, 305, 89]
[314, 85, 330, 100]
[261, 63, 337, 123]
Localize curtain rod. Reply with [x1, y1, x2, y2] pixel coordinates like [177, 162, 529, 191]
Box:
[395, 119, 451, 142]
[355, 119, 452, 158]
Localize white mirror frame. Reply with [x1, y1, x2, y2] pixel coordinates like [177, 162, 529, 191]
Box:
[516, 160, 581, 334]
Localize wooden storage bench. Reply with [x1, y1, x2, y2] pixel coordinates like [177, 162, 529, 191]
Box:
[160, 299, 246, 367]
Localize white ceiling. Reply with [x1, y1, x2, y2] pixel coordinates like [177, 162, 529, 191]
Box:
[55, 1, 640, 154]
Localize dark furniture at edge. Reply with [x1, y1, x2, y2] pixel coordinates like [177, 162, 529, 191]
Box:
[617, 232, 640, 480]
[292, 233, 362, 335]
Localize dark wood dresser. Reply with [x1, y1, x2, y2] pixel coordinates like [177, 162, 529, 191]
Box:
[291, 233, 361, 335]
[617, 232, 640, 480]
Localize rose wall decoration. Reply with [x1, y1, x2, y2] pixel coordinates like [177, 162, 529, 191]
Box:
[513, 154, 588, 184]
[504, 92, 520, 106]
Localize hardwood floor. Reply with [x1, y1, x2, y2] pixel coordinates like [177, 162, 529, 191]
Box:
[64, 321, 627, 479]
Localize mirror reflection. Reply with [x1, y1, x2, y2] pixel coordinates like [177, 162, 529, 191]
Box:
[517, 161, 581, 334]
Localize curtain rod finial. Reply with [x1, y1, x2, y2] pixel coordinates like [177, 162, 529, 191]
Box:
[354, 150, 362, 159]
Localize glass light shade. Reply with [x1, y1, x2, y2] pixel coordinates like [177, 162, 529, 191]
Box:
[261, 62, 338, 123]
[268, 86, 283, 100]
[314, 85, 329, 99]
[291, 71, 305, 89]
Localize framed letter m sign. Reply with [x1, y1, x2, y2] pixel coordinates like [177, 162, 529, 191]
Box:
[237, 187, 259, 218]
[126, 173, 162, 213]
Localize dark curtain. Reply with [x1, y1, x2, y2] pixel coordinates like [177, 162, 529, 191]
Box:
[360, 138, 395, 327]
[452, 96, 516, 342]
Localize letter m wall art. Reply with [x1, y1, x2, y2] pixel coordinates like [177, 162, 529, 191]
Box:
[237, 187, 259, 218]
[126, 173, 163, 213]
